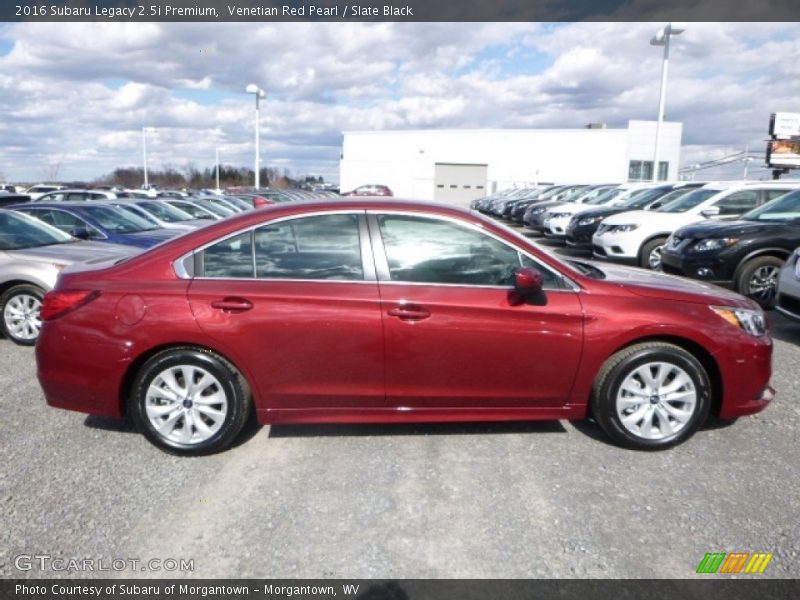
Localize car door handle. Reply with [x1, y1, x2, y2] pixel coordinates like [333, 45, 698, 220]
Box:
[210, 297, 253, 313]
[388, 304, 431, 321]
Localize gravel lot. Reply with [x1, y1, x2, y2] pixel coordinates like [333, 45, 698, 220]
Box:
[1, 306, 798, 580]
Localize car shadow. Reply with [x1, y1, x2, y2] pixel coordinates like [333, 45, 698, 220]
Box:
[768, 310, 800, 344]
[268, 420, 567, 439]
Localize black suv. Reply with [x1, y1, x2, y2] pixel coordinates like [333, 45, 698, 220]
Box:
[661, 188, 800, 307]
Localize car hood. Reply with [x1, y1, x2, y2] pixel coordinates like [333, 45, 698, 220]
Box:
[596, 263, 757, 308]
[673, 219, 789, 239]
[602, 210, 700, 227]
[7, 240, 136, 264]
[572, 206, 625, 220]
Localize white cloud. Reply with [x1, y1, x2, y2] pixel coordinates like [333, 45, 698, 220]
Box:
[0, 21, 798, 183]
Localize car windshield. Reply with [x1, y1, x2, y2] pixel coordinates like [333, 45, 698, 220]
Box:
[586, 187, 626, 206]
[741, 190, 800, 222]
[81, 205, 159, 233]
[138, 201, 194, 222]
[658, 188, 722, 213]
[195, 199, 234, 216]
[0, 210, 75, 250]
[620, 186, 675, 209]
[114, 205, 160, 226]
[641, 186, 694, 208]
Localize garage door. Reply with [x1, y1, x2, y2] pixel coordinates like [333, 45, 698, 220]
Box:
[434, 163, 488, 206]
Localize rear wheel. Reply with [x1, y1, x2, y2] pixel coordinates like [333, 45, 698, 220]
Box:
[639, 237, 667, 270]
[591, 343, 711, 450]
[1, 284, 45, 346]
[131, 347, 251, 455]
[736, 256, 784, 308]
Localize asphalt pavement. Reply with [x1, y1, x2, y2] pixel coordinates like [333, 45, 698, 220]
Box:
[1, 310, 798, 579]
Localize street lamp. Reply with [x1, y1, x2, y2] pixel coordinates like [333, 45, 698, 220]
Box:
[245, 83, 266, 189]
[650, 22, 685, 182]
[142, 127, 149, 189]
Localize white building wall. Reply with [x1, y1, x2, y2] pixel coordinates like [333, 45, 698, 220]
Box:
[340, 121, 682, 201]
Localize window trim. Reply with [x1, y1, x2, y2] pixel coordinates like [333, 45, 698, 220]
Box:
[174, 210, 376, 283]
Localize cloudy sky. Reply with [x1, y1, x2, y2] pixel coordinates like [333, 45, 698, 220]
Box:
[0, 21, 799, 185]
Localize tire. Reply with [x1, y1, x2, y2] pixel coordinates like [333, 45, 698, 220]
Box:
[130, 347, 251, 455]
[0, 284, 45, 346]
[590, 342, 711, 450]
[735, 256, 784, 309]
[639, 237, 667, 270]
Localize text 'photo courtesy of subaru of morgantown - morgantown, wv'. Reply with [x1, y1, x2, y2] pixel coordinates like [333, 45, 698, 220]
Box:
[31, 198, 774, 455]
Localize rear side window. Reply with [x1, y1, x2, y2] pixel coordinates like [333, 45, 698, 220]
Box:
[199, 214, 363, 281]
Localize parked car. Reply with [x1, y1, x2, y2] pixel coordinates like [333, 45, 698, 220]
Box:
[36, 198, 772, 455]
[105, 200, 207, 232]
[661, 188, 800, 307]
[0, 193, 32, 207]
[565, 183, 705, 251]
[0, 209, 133, 345]
[23, 184, 67, 200]
[33, 189, 118, 203]
[11, 202, 178, 249]
[593, 182, 800, 270]
[341, 184, 393, 197]
[776, 247, 800, 320]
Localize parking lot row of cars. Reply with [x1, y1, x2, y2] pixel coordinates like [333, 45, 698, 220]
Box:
[0, 186, 339, 346]
[473, 180, 800, 314]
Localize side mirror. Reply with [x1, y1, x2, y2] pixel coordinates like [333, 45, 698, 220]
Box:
[701, 206, 721, 218]
[70, 227, 91, 240]
[650, 201, 662, 209]
[510, 266, 546, 305]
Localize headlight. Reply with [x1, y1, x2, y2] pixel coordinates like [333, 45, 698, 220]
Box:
[577, 215, 604, 226]
[549, 212, 570, 219]
[530, 207, 546, 215]
[710, 306, 766, 337]
[609, 224, 639, 233]
[691, 238, 739, 252]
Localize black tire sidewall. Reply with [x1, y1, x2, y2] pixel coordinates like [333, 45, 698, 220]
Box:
[0, 284, 45, 346]
[131, 348, 248, 455]
[736, 256, 784, 308]
[639, 238, 667, 270]
[594, 345, 711, 450]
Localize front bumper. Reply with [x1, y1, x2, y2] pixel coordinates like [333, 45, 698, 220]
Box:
[660, 248, 737, 284]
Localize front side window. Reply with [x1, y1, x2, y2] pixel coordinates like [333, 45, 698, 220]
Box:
[377, 214, 559, 288]
[715, 190, 759, 215]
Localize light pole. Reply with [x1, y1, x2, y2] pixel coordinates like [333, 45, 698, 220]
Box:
[245, 83, 266, 189]
[142, 127, 149, 189]
[650, 22, 685, 182]
[215, 147, 220, 191]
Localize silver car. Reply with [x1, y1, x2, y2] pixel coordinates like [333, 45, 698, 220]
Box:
[776, 247, 800, 321]
[0, 210, 134, 345]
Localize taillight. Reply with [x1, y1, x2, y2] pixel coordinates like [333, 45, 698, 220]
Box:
[253, 196, 274, 208]
[41, 290, 100, 321]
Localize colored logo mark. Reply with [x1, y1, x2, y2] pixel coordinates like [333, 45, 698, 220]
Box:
[696, 552, 773, 574]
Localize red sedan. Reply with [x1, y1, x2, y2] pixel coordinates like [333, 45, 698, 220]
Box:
[35, 199, 773, 454]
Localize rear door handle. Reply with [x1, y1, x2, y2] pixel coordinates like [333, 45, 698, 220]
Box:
[387, 304, 431, 321]
[210, 297, 254, 313]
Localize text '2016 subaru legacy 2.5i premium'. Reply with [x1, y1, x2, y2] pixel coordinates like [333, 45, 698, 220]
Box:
[35, 199, 774, 455]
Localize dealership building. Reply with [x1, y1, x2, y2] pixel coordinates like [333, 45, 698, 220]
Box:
[339, 120, 682, 205]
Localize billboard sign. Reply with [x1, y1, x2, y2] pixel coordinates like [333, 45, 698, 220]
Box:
[767, 139, 800, 168]
[770, 112, 800, 138]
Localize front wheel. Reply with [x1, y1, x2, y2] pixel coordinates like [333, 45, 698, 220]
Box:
[736, 256, 784, 309]
[1, 284, 45, 346]
[639, 237, 667, 270]
[591, 343, 711, 450]
[130, 347, 251, 455]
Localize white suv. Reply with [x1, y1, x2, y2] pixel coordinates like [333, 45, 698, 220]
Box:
[592, 181, 800, 269]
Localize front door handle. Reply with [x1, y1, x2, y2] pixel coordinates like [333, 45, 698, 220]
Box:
[388, 304, 431, 321]
[210, 297, 254, 313]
